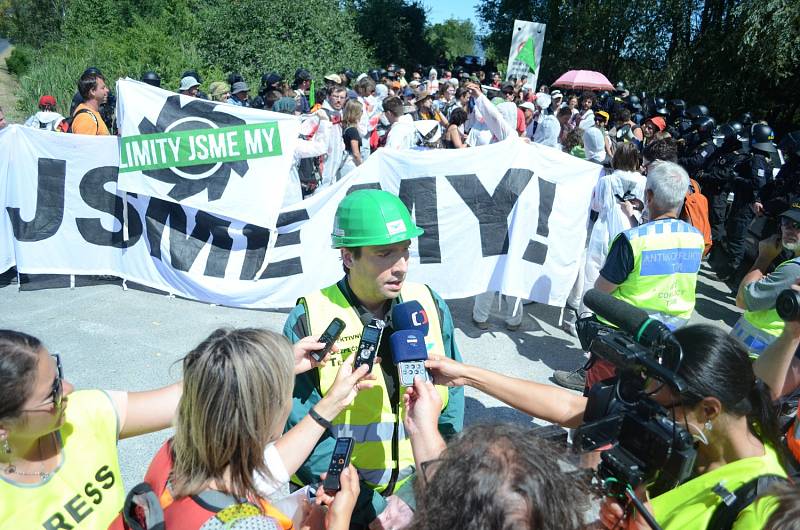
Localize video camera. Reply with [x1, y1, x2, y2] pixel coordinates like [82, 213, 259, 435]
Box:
[573, 290, 697, 499]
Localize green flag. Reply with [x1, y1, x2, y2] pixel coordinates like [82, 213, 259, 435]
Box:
[309, 80, 316, 107]
[517, 38, 537, 71]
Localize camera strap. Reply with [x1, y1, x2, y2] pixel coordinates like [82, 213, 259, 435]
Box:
[706, 474, 787, 530]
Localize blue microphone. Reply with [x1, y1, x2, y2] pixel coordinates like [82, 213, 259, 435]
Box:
[391, 301, 430, 336]
[390, 329, 432, 387]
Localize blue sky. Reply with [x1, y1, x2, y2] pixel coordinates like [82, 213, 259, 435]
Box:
[423, 0, 482, 28]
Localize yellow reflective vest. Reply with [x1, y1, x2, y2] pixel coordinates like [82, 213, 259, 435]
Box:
[0, 390, 124, 530]
[609, 219, 704, 329]
[650, 443, 786, 529]
[300, 281, 449, 494]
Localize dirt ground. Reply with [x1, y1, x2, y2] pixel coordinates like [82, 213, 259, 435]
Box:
[0, 41, 22, 122]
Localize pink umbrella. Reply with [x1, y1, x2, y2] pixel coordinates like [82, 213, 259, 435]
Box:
[551, 70, 615, 91]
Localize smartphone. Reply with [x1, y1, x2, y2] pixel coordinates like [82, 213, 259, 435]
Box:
[323, 437, 355, 493]
[311, 317, 346, 363]
[353, 318, 386, 372]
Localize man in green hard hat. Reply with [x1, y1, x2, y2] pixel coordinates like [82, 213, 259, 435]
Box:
[283, 189, 464, 527]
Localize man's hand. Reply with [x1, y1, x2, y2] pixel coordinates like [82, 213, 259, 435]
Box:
[465, 82, 483, 99]
[402, 378, 442, 437]
[753, 201, 765, 216]
[425, 354, 469, 387]
[314, 466, 360, 530]
[314, 353, 377, 420]
[599, 491, 652, 530]
[369, 495, 414, 530]
[293, 336, 335, 374]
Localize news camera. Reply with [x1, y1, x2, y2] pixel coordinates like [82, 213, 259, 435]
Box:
[573, 290, 697, 509]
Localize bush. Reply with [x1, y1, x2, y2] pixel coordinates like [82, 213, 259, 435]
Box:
[5, 48, 31, 76]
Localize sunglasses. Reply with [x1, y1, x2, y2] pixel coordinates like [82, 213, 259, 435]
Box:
[23, 354, 63, 412]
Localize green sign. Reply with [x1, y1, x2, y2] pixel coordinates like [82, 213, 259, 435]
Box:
[119, 122, 282, 173]
[517, 38, 537, 71]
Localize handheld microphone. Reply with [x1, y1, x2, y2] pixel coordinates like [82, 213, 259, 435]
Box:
[390, 329, 431, 387]
[391, 301, 430, 336]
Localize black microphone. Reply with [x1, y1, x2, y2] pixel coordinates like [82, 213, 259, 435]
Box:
[583, 289, 671, 348]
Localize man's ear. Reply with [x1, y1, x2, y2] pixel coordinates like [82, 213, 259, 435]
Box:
[341, 248, 354, 269]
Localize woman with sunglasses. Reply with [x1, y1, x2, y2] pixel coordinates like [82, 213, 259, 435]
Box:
[423, 325, 788, 529]
[0, 329, 181, 529]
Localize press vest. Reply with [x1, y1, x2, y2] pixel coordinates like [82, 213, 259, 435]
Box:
[0, 390, 124, 530]
[300, 282, 449, 494]
[732, 258, 800, 356]
[650, 443, 786, 529]
[609, 219, 704, 329]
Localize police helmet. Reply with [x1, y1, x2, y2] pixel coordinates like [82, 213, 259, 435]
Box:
[631, 112, 645, 126]
[627, 95, 642, 112]
[83, 66, 103, 77]
[615, 81, 625, 92]
[226, 72, 244, 86]
[141, 71, 161, 87]
[368, 69, 381, 82]
[779, 131, 800, 157]
[294, 68, 312, 82]
[693, 116, 716, 139]
[182, 69, 202, 84]
[750, 123, 777, 153]
[717, 122, 742, 143]
[739, 112, 753, 127]
[387, 63, 398, 73]
[686, 105, 709, 120]
[653, 97, 668, 117]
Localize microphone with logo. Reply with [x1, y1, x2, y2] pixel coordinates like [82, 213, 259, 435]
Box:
[390, 301, 432, 387]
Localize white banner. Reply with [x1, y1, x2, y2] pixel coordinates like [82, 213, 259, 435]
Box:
[1, 125, 600, 308]
[506, 20, 546, 90]
[116, 79, 300, 229]
[0, 128, 14, 272]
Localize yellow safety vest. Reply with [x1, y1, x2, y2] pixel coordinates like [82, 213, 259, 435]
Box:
[300, 281, 449, 494]
[609, 219, 704, 329]
[732, 258, 800, 356]
[0, 390, 124, 530]
[650, 443, 786, 530]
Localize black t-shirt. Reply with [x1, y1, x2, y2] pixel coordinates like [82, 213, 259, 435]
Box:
[343, 126, 361, 154]
[599, 234, 635, 284]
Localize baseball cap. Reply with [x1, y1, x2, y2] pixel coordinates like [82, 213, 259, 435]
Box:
[780, 203, 800, 224]
[550, 90, 563, 100]
[231, 81, 249, 94]
[519, 101, 536, 112]
[38, 95, 57, 107]
[179, 76, 200, 91]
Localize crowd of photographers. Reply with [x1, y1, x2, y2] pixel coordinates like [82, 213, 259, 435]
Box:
[3, 61, 800, 530]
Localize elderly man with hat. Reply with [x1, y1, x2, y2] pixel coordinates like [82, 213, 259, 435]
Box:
[226, 81, 251, 107]
[731, 203, 800, 357]
[178, 75, 201, 98]
[284, 189, 464, 527]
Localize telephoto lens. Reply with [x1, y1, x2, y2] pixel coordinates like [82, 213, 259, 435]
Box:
[776, 289, 800, 321]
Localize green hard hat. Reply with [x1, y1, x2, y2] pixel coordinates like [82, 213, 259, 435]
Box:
[332, 190, 424, 248]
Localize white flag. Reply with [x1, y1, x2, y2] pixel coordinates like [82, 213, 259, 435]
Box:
[506, 20, 546, 90]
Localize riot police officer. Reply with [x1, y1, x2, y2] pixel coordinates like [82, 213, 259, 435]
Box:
[252, 72, 283, 109]
[141, 71, 161, 88]
[762, 130, 800, 218]
[722, 123, 777, 281]
[678, 116, 717, 176]
[698, 122, 748, 265]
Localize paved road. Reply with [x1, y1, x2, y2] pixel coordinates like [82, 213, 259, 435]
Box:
[0, 39, 9, 55]
[0, 265, 739, 489]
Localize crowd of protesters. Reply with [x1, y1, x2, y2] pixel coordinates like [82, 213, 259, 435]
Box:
[4, 59, 800, 530]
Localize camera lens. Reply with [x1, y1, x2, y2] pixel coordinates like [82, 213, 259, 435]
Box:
[776, 289, 800, 322]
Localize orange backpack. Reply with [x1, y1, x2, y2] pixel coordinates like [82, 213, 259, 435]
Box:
[681, 178, 712, 256]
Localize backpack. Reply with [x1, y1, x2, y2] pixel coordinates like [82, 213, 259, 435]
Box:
[706, 474, 789, 530]
[26, 112, 68, 132]
[115, 441, 293, 530]
[681, 178, 713, 256]
[66, 108, 99, 133]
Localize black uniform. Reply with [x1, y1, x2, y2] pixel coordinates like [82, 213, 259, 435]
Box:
[724, 152, 772, 276]
[679, 140, 717, 177]
[698, 148, 749, 257]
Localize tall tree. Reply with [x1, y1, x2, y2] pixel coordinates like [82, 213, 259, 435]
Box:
[426, 18, 476, 63]
[348, 0, 434, 68]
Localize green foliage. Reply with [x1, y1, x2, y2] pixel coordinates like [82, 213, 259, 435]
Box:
[195, 0, 375, 85]
[5, 47, 31, 76]
[427, 19, 476, 63]
[0, 0, 68, 46]
[349, 0, 433, 69]
[476, 0, 800, 133]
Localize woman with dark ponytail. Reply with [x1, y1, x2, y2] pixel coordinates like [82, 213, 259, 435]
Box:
[600, 325, 788, 529]
[425, 324, 789, 530]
